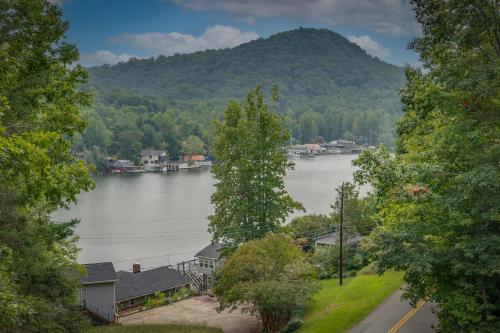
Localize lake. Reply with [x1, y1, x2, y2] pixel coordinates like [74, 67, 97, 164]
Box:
[54, 154, 361, 271]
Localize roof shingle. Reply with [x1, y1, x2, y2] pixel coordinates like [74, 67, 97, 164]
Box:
[81, 262, 117, 284]
[195, 243, 223, 260]
[115, 266, 191, 302]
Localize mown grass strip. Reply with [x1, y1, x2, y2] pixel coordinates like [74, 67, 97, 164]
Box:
[297, 268, 404, 333]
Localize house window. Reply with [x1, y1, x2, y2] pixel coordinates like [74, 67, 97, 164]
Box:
[209, 260, 214, 269]
[129, 299, 135, 306]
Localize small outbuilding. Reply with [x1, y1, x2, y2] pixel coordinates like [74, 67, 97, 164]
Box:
[79, 262, 118, 323]
[195, 243, 224, 275]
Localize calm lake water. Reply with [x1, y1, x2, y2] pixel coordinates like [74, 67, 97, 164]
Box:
[54, 154, 361, 271]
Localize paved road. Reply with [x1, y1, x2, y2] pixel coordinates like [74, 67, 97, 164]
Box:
[349, 290, 437, 333]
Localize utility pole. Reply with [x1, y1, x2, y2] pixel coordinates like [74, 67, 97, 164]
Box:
[339, 182, 344, 286]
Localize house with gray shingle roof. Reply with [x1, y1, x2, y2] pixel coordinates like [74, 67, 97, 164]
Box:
[115, 265, 191, 312]
[80, 262, 192, 319]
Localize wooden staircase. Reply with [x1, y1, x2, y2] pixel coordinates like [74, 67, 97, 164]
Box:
[185, 269, 205, 291]
[177, 260, 207, 292]
[81, 300, 115, 325]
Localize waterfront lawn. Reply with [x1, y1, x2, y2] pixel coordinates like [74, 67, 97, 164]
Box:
[87, 324, 223, 333]
[297, 267, 404, 333]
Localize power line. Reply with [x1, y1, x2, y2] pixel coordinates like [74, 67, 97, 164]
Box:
[114, 250, 198, 264]
[77, 220, 378, 241]
[82, 235, 210, 244]
[76, 216, 211, 226]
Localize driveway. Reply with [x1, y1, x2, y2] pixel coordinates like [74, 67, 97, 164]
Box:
[349, 289, 437, 333]
[118, 295, 262, 333]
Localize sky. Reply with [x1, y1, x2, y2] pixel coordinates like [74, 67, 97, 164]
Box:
[57, 0, 421, 67]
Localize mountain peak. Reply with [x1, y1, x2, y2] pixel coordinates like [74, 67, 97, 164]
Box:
[88, 27, 404, 109]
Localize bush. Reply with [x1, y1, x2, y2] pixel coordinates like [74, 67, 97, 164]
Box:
[313, 244, 369, 279]
[215, 234, 317, 333]
[280, 307, 305, 333]
[280, 317, 303, 333]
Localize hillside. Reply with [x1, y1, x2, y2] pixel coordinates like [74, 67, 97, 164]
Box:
[80, 28, 405, 163]
[88, 28, 403, 109]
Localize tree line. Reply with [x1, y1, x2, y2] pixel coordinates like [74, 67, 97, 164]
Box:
[76, 88, 398, 172]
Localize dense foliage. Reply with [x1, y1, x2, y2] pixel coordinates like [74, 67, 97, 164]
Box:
[285, 214, 335, 251]
[313, 244, 368, 280]
[214, 234, 317, 333]
[331, 183, 377, 237]
[77, 28, 405, 163]
[0, 0, 93, 331]
[354, 1, 499, 331]
[209, 87, 303, 247]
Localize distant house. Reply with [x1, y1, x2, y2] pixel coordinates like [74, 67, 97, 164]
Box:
[182, 154, 205, 162]
[288, 144, 307, 155]
[141, 149, 167, 166]
[80, 262, 191, 320]
[108, 160, 144, 173]
[115, 264, 191, 312]
[79, 262, 118, 323]
[114, 160, 133, 167]
[288, 144, 325, 155]
[313, 232, 362, 246]
[304, 143, 325, 154]
[326, 140, 356, 154]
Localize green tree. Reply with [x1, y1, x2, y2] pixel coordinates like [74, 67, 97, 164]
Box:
[331, 183, 376, 237]
[180, 134, 205, 155]
[0, 0, 93, 331]
[81, 109, 112, 150]
[313, 243, 368, 279]
[298, 111, 321, 143]
[285, 214, 335, 250]
[353, 1, 500, 331]
[214, 234, 317, 333]
[208, 87, 303, 247]
[84, 146, 109, 173]
[342, 131, 354, 141]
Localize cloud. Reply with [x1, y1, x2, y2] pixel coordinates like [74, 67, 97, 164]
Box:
[110, 25, 259, 56]
[347, 35, 390, 60]
[170, 0, 420, 37]
[80, 50, 136, 67]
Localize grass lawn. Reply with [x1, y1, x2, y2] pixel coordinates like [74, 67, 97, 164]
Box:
[297, 268, 404, 333]
[87, 324, 223, 333]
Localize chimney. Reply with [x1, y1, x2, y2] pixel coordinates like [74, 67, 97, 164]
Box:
[132, 262, 141, 273]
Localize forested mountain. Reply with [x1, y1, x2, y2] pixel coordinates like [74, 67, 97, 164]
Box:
[80, 28, 405, 165]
